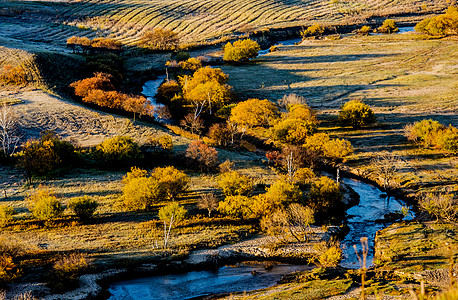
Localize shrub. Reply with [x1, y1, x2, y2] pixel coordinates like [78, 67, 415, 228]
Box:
[68, 196, 98, 221]
[358, 26, 372, 35]
[293, 168, 315, 185]
[218, 195, 254, 219]
[301, 24, 325, 37]
[121, 176, 161, 210]
[377, 19, 399, 34]
[158, 202, 188, 224]
[17, 139, 59, 184]
[208, 123, 233, 147]
[185, 140, 218, 171]
[419, 193, 457, 222]
[91, 37, 122, 51]
[404, 119, 444, 147]
[0, 253, 20, 285]
[150, 166, 189, 200]
[26, 188, 63, 220]
[0, 205, 14, 226]
[95, 136, 140, 164]
[217, 171, 254, 196]
[122, 166, 148, 184]
[147, 135, 174, 152]
[286, 104, 317, 124]
[140, 28, 180, 50]
[0, 64, 29, 85]
[70, 72, 115, 98]
[278, 93, 308, 109]
[156, 80, 181, 103]
[308, 176, 343, 216]
[338, 100, 376, 127]
[271, 118, 317, 145]
[223, 39, 260, 62]
[178, 57, 202, 72]
[314, 242, 342, 267]
[439, 126, 458, 154]
[51, 253, 90, 292]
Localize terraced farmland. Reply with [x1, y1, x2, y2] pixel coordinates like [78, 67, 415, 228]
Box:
[0, 0, 450, 48]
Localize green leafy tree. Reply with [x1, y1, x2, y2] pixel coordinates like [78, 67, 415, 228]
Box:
[339, 100, 376, 127]
[217, 171, 254, 196]
[223, 39, 260, 62]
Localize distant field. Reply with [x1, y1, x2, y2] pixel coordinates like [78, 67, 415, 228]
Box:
[0, 0, 450, 48]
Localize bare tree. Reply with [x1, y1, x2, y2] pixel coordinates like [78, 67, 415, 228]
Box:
[0, 104, 21, 156]
[197, 193, 220, 217]
[371, 152, 403, 191]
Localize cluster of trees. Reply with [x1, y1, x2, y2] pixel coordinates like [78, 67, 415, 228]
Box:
[66, 36, 122, 53]
[70, 73, 152, 120]
[339, 100, 376, 127]
[215, 170, 344, 226]
[404, 119, 458, 154]
[415, 6, 458, 36]
[0, 64, 29, 85]
[120, 166, 189, 210]
[223, 39, 260, 62]
[140, 28, 180, 51]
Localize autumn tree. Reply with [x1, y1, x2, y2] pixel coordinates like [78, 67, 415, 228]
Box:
[301, 24, 325, 37]
[304, 133, 353, 162]
[158, 202, 188, 248]
[218, 195, 254, 219]
[180, 67, 231, 117]
[217, 171, 254, 196]
[377, 19, 399, 34]
[229, 99, 279, 136]
[69, 196, 98, 222]
[178, 57, 202, 72]
[308, 176, 343, 217]
[371, 152, 402, 191]
[272, 118, 317, 145]
[150, 166, 189, 200]
[141, 28, 180, 50]
[122, 176, 161, 210]
[339, 100, 375, 127]
[70, 72, 115, 98]
[208, 123, 234, 146]
[261, 203, 315, 242]
[278, 94, 308, 109]
[223, 39, 261, 62]
[415, 6, 458, 36]
[185, 140, 218, 171]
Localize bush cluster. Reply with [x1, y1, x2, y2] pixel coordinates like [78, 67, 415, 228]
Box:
[51, 253, 90, 292]
[95, 136, 140, 164]
[66, 36, 122, 53]
[70, 73, 151, 117]
[377, 19, 399, 34]
[121, 166, 189, 210]
[140, 28, 180, 50]
[0, 64, 29, 85]
[185, 140, 218, 171]
[415, 6, 458, 36]
[217, 171, 253, 196]
[68, 196, 98, 222]
[339, 100, 376, 127]
[404, 119, 458, 154]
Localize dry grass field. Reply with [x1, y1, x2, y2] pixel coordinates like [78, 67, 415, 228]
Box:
[220, 32, 458, 197]
[0, 0, 451, 48]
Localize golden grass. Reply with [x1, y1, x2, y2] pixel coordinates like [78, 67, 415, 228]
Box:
[0, 0, 450, 48]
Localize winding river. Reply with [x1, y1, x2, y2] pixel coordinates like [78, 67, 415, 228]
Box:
[109, 30, 416, 298]
[108, 177, 413, 299]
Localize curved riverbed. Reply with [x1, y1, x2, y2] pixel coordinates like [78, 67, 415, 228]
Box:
[107, 176, 413, 299]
